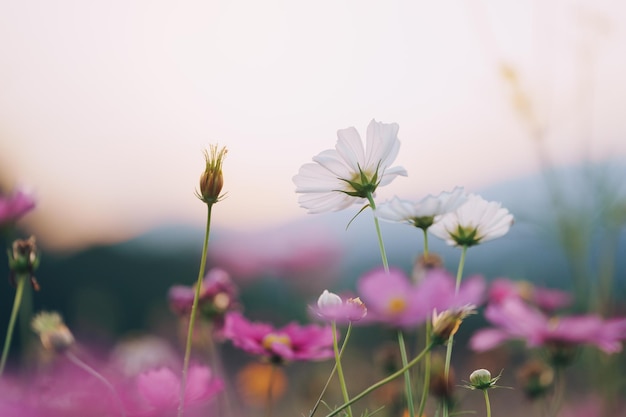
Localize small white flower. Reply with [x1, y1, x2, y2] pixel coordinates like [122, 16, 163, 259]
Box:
[376, 187, 467, 230]
[293, 119, 407, 213]
[429, 194, 514, 247]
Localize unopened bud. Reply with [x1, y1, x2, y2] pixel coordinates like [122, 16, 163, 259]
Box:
[198, 145, 227, 205]
[431, 305, 475, 344]
[32, 311, 75, 352]
[7, 236, 40, 290]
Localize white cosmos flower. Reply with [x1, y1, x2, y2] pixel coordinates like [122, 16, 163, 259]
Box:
[429, 194, 514, 247]
[376, 187, 468, 230]
[293, 119, 408, 213]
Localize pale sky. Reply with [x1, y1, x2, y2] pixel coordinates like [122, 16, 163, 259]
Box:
[1, 0, 625, 251]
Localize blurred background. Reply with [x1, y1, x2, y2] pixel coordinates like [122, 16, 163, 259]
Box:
[1, 1, 625, 415]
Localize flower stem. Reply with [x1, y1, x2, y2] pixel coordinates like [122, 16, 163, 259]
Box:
[265, 363, 276, 417]
[0, 274, 26, 376]
[483, 389, 492, 417]
[398, 330, 415, 417]
[332, 321, 352, 417]
[178, 204, 213, 417]
[422, 228, 429, 259]
[455, 245, 468, 292]
[65, 351, 126, 417]
[416, 322, 432, 417]
[443, 244, 468, 417]
[309, 323, 352, 417]
[324, 342, 435, 417]
[366, 193, 389, 272]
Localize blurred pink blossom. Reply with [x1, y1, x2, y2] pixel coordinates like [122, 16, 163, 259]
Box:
[470, 297, 626, 354]
[357, 267, 485, 329]
[0, 188, 35, 226]
[126, 365, 222, 417]
[208, 224, 342, 285]
[222, 312, 334, 363]
[489, 278, 572, 311]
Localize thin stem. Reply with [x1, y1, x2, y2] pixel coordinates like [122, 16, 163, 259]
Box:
[332, 321, 352, 417]
[309, 324, 352, 417]
[265, 363, 276, 417]
[324, 342, 435, 417]
[443, 244, 468, 417]
[178, 204, 213, 417]
[0, 274, 26, 376]
[366, 193, 389, 272]
[455, 245, 468, 292]
[416, 322, 432, 417]
[66, 351, 126, 417]
[483, 389, 492, 417]
[398, 330, 415, 417]
[422, 228, 429, 259]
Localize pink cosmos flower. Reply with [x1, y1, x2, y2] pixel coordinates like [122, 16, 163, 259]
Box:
[309, 289, 367, 324]
[0, 188, 35, 226]
[470, 297, 626, 354]
[357, 267, 485, 329]
[488, 278, 572, 312]
[168, 268, 239, 326]
[126, 366, 222, 417]
[222, 312, 334, 363]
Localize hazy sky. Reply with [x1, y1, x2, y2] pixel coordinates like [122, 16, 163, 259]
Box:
[1, 0, 625, 251]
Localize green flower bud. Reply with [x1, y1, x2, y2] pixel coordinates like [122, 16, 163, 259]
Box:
[197, 145, 227, 205]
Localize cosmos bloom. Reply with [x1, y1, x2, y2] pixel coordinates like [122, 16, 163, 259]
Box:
[222, 312, 335, 363]
[488, 278, 572, 312]
[429, 194, 514, 247]
[357, 267, 484, 329]
[293, 119, 407, 213]
[470, 297, 626, 354]
[375, 187, 467, 230]
[127, 366, 223, 417]
[310, 289, 367, 324]
[168, 268, 239, 323]
[0, 188, 35, 227]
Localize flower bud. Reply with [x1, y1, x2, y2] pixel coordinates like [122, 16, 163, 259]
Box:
[31, 311, 75, 352]
[198, 145, 227, 205]
[516, 359, 554, 400]
[469, 369, 492, 389]
[317, 290, 342, 309]
[7, 236, 40, 290]
[431, 305, 475, 344]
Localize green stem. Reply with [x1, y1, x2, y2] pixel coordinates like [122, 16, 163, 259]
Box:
[324, 342, 435, 417]
[443, 244, 468, 417]
[422, 228, 429, 259]
[455, 245, 468, 292]
[309, 324, 352, 417]
[0, 274, 26, 376]
[178, 204, 213, 417]
[265, 363, 276, 417]
[332, 321, 352, 417]
[66, 351, 126, 417]
[416, 322, 432, 417]
[398, 330, 415, 417]
[366, 193, 389, 272]
[483, 389, 491, 417]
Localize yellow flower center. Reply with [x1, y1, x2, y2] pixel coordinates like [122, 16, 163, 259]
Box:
[262, 333, 291, 350]
[387, 297, 407, 314]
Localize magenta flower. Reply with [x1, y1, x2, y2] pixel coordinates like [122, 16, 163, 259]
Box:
[470, 297, 626, 354]
[168, 268, 239, 326]
[222, 312, 334, 363]
[488, 278, 572, 312]
[126, 365, 222, 417]
[0, 188, 35, 226]
[357, 267, 485, 329]
[310, 289, 367, 324]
